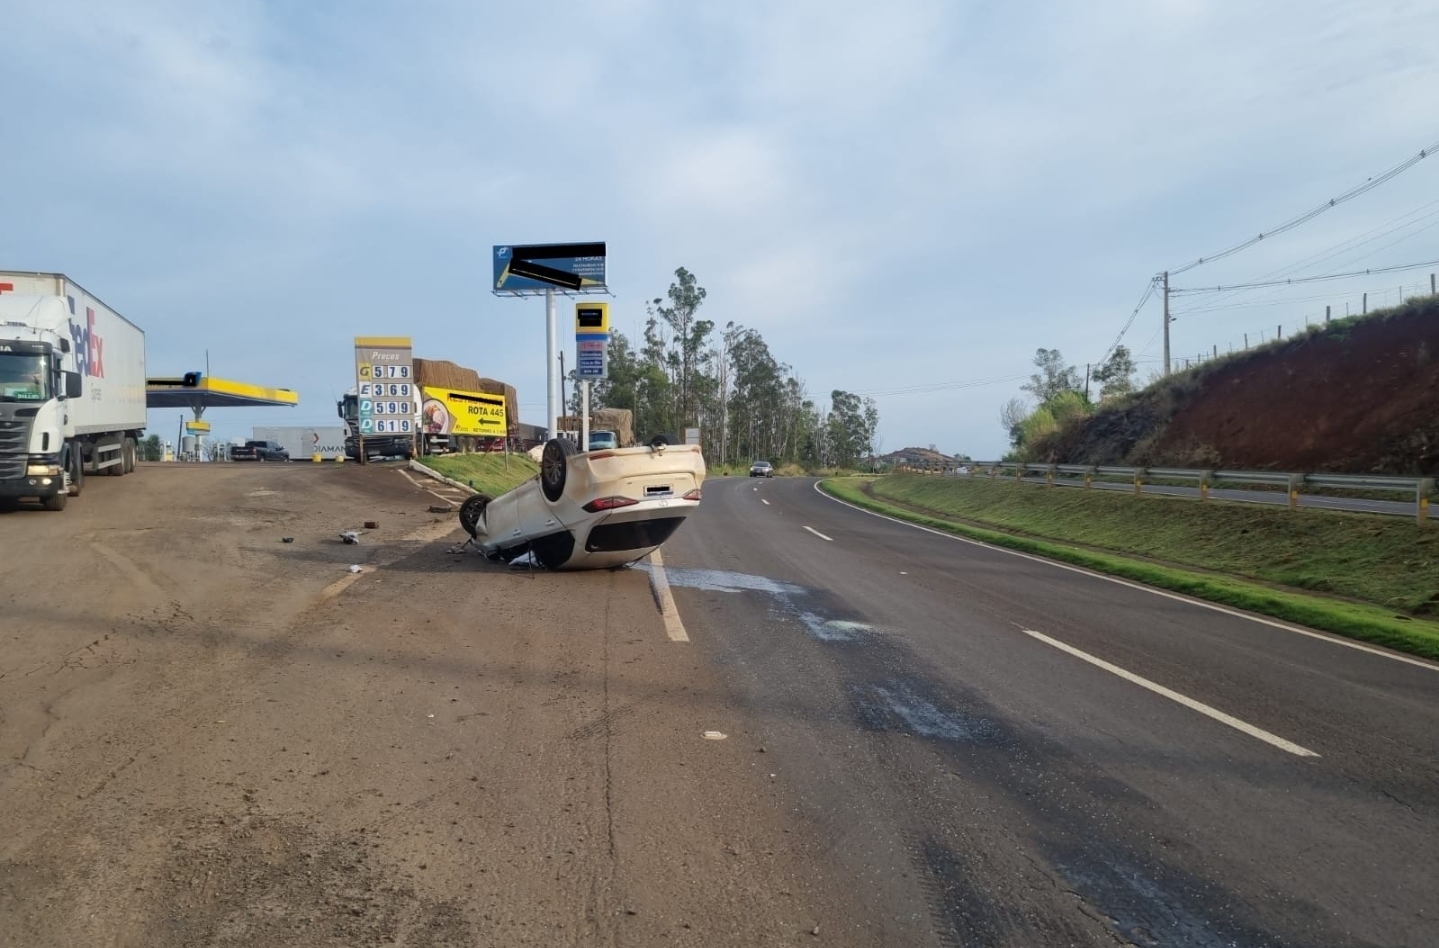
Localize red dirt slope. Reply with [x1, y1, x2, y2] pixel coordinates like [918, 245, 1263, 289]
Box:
[1048, 296, 1439, 475]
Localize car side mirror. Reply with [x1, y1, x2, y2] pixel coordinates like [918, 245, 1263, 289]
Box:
[65, 371, 83, 398]
[59, 338, 72, 353]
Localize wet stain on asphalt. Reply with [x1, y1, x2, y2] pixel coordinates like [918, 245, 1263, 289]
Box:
[660, 562, 1348, 947]
[851, 681, 1006, 744]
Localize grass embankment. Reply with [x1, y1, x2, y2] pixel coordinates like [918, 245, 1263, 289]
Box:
[821, 474, 1439, 661]
[415, 453, 538, 497]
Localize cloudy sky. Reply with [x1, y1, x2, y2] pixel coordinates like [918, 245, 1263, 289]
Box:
[4, 0, 1438, 457]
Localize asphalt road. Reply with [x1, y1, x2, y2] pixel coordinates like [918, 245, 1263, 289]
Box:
[656, 475, 1439, 947]
[5, 464, 1437, 947]
[1005, 473, 1418, 517]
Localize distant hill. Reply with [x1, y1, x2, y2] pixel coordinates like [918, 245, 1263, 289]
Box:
[1038, 295, 1439, 475]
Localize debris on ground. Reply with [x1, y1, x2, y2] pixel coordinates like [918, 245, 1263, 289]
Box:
[340, 530, 361, 545]
[364, 520, 379, 529]
[281, 537, 294, 543]
[428, 505, 453, 514]
[348, 565, 363, 573]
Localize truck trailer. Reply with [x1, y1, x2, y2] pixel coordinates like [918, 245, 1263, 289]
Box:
[0, 272, 146, 510]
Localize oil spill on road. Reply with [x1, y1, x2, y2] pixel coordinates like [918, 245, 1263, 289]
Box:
[851, 681, 1006, 744]
[644, 565, 884, 643]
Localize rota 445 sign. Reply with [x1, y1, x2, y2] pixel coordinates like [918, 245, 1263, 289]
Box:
[354, 336, 415, 435]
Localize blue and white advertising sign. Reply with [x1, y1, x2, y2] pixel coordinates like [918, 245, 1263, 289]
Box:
[493, 242, 607, 294]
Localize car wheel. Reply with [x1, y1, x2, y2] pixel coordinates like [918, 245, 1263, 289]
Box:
[458, 493, 493, 538]
[540, 438, 575, 503]
[649, 433, 679, 447]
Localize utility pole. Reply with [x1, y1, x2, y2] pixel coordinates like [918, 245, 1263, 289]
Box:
[1162, 271, 1171, 376]
[1083, 363, 1090, 402]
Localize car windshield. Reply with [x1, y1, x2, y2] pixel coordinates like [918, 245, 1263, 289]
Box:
[0, 353, 50, 402]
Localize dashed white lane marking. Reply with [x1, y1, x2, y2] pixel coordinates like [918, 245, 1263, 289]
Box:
[647, 548, 690, 643]
[1022, 629, 1319, 758]
[761, 499, 771, 506]
[816, 482, 1439, 673]
[803, 526, 834, 542]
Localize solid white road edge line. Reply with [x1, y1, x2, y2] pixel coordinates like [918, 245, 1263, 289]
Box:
[1023, 629, 1319, 758]
[803, 525, 834, 542]
[399, 467, 463, 504]
[814, 482, 1439, 672]
[647, 548, 690, 643]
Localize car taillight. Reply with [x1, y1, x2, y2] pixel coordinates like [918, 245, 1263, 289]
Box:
[682, 489, 702, 501]
[587, 450, 616, 460]
[583, 496, 639, 512]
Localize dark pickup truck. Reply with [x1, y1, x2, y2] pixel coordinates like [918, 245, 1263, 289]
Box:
[231, 440, 290, 462]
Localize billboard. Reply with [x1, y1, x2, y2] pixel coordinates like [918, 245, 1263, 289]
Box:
[421, 387, 508, 437]
[354, 336, 415, 436]
[493, 242, 607, 294]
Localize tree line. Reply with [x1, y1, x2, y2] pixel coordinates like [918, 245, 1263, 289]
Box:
[999, 345, 1136, 459]
[582, 267, 879, 468]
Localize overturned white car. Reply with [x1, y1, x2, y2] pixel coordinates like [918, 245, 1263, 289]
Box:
[459, 436, 704, 570]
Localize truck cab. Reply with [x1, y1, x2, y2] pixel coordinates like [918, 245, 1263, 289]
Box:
[0, 275, 144, 512]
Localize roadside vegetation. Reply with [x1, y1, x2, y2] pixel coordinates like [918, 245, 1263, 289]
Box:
[821, 474, 1439, 661]
[416, 453, 538, 497]
[583, 267, 879, 471]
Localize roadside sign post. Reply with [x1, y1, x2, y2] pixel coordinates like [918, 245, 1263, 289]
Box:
[493, 243, 608, 442]
[575, 302, 610, 450]
[353, 336, 415, 465]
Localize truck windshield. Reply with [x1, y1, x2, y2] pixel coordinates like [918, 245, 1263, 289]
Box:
[0, 353, 50, 401]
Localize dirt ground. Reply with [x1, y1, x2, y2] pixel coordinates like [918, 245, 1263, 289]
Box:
[0, 463, 863, 947]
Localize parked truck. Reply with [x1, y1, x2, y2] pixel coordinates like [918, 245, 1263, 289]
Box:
[0, 272, 146, 511]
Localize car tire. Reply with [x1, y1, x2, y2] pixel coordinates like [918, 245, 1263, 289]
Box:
[541, 438, 575, 503]
[648, 433, 679, 447]
[459, 493, 493, 538]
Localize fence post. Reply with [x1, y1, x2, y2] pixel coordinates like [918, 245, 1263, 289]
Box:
[1419, 478, 1435, 528]
[1134, 468, 1145, 496]
[1200, 471, 1212, 502]
[1084, 466, 1095, 490]
[1046, 465, 1056, 489]
[1288, 474, 1304, 512]
[1016, 465, 1024, 483]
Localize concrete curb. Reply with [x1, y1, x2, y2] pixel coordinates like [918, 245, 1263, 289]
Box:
[407, 460, 478, 495]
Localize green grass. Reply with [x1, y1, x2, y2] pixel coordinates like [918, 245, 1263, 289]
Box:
[820, 475, 1439, 661]
[415, 453, 539, 497]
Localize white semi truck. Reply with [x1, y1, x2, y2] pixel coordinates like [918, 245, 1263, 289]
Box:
[0, 272, 147, 511]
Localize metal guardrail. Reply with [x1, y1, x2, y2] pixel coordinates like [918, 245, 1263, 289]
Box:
[927, 461, 1439, 527]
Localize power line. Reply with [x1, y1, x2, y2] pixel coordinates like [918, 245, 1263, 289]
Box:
[1167, 136, 1439, 276]
[1172, 279, 1432, 316]
[1170, 258, 1439, 295]
[1095, 277, 1158, 365]
[851, 374, 1030, 398]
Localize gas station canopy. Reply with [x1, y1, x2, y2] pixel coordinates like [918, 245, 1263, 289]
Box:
[146, 375, 299, 417]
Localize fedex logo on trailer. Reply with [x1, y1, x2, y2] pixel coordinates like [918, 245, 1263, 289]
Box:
[67, 303, 105, 378]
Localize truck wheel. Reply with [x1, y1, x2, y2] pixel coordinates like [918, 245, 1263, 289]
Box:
[41, 491, 67, 511]
[68, 449, 85, 497]
[458, 494, 493, 538]
[540, 438, 575, 503]
[124, 439, 136, 474]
